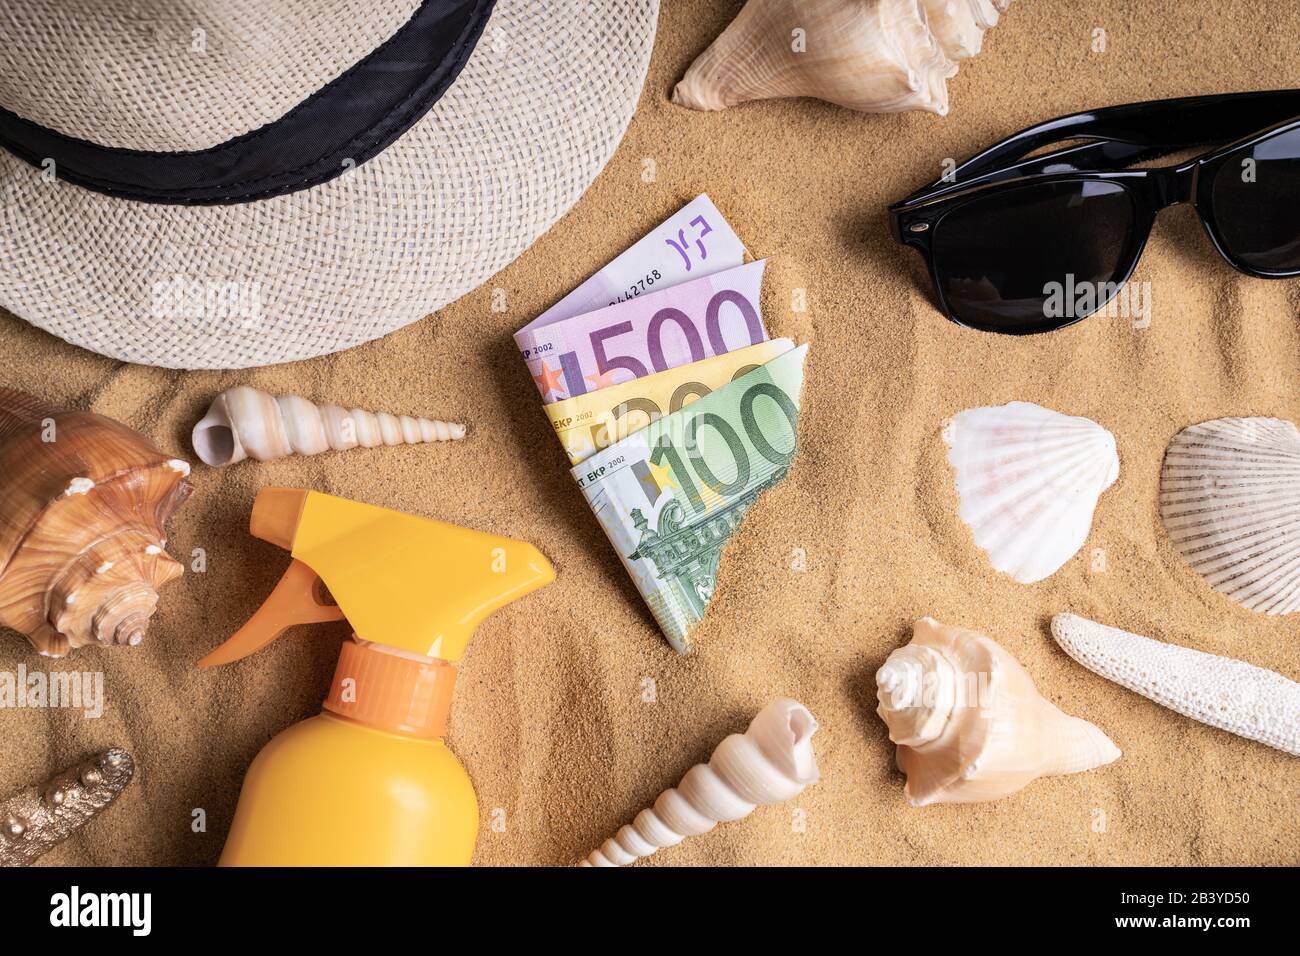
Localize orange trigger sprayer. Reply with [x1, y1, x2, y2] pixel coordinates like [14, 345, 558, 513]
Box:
[200, 488, 555, 866]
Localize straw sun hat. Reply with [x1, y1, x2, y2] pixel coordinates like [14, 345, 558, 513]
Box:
[0, 0, 659, 368]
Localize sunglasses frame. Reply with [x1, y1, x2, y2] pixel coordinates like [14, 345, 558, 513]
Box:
[890, 90, 1300, 334]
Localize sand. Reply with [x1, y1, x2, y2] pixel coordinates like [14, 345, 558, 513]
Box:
[1, 0, 1298, 866]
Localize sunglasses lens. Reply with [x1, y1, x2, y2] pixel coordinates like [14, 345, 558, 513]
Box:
[930, 180, 1137, 332]
[1210, 125, 1300, 273]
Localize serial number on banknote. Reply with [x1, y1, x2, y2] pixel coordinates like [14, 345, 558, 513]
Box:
[607, 269, 664, 307]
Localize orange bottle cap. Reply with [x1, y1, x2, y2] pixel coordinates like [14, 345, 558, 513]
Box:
[323, 639, 457, 739]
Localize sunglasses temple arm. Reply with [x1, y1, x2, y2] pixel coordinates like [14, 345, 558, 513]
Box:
[898, 89, 1300, 204]
[910, 141, 1168, 202]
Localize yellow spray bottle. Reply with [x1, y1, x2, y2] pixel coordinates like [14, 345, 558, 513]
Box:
[199, 488, 554, 866]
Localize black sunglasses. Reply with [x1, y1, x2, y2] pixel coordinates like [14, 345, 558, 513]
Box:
[890, 90, 1300, 334]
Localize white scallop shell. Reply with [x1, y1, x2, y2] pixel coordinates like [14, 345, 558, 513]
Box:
[943, 402, 1120, 583]
[1159, 417, 1300, 615]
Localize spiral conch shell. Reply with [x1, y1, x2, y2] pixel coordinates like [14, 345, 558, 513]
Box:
[876, 618, 1120, 806]
[0, 389, 192, 658]
[191, 386, 465, 467]
[672, 0, 1013, 116]
[579, 698, 820, 866]
[922, 0, 1008, 60]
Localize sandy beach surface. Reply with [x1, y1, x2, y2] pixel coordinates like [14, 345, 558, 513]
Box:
[1, 0, 1297, 866]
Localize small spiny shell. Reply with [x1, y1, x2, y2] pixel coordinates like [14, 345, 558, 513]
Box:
[876, 618, 1120, 806]
[0, 748, 135, 866]
[191, 386, 466, 467]
[578, 699, 820, 866]
[0, 389, 191, 658]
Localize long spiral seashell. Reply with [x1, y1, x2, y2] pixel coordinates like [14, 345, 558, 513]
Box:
[1051, 614, 1300, 757]
[192, 386, 466, 467]
[578, 698, 820, 867]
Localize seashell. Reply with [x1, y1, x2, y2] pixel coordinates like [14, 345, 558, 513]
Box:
[672, 0, 959, 116]
[876, 617, 1120, 806]
[921, 0, 1007, 60]
[1158, 416, 1300, 615]
[0, 389, 192, 658]
[1051, 614, 1300, 757]
[191, 386, 466, 467]
[578, 698, 820, 866]
[944, 401, 1120, 584]
[0, 748, 135, 866]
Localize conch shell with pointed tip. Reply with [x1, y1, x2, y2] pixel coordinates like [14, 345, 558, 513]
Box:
[922, 0, 1007, 60]
[672, 0, 1014, 116]
[579, 698, 820, 866]
[191, 386, 466, 467]
[0, 389, 192, 658]
[876, 618, 1120, 805]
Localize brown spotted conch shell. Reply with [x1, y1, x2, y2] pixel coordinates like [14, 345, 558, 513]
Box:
[876, 618, 1120, 806]
[0, 748, 135, 866]
[579, 698, 820, 866]
[192, 386, 466, 467]
[0, 389, 192, 658]
[672, 0, 1013, 117]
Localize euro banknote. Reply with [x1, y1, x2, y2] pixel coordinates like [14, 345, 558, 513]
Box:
[573, 344, 808, 652]
[546, 338, 795, 465]
[516, 259, 769, 402]
[517, 193, 746, 338]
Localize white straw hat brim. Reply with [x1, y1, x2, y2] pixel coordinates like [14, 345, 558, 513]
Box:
[0, 0, 659, 369]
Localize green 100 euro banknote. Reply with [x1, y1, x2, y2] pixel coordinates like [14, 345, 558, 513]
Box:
[572, 344, 808, 652]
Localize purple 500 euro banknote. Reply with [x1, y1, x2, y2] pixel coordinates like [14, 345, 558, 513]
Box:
[516, 259, 769, 402]
[516, 194, 747, 338]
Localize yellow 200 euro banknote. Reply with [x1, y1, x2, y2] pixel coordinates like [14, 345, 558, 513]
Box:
[545, 339, 794, 465]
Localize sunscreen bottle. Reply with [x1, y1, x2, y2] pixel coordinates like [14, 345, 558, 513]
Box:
[200, 488, 554, 865]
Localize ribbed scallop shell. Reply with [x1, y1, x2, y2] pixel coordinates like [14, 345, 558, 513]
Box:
[944, 402, 1120, 584]
[1159, 416, 1300, 615]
